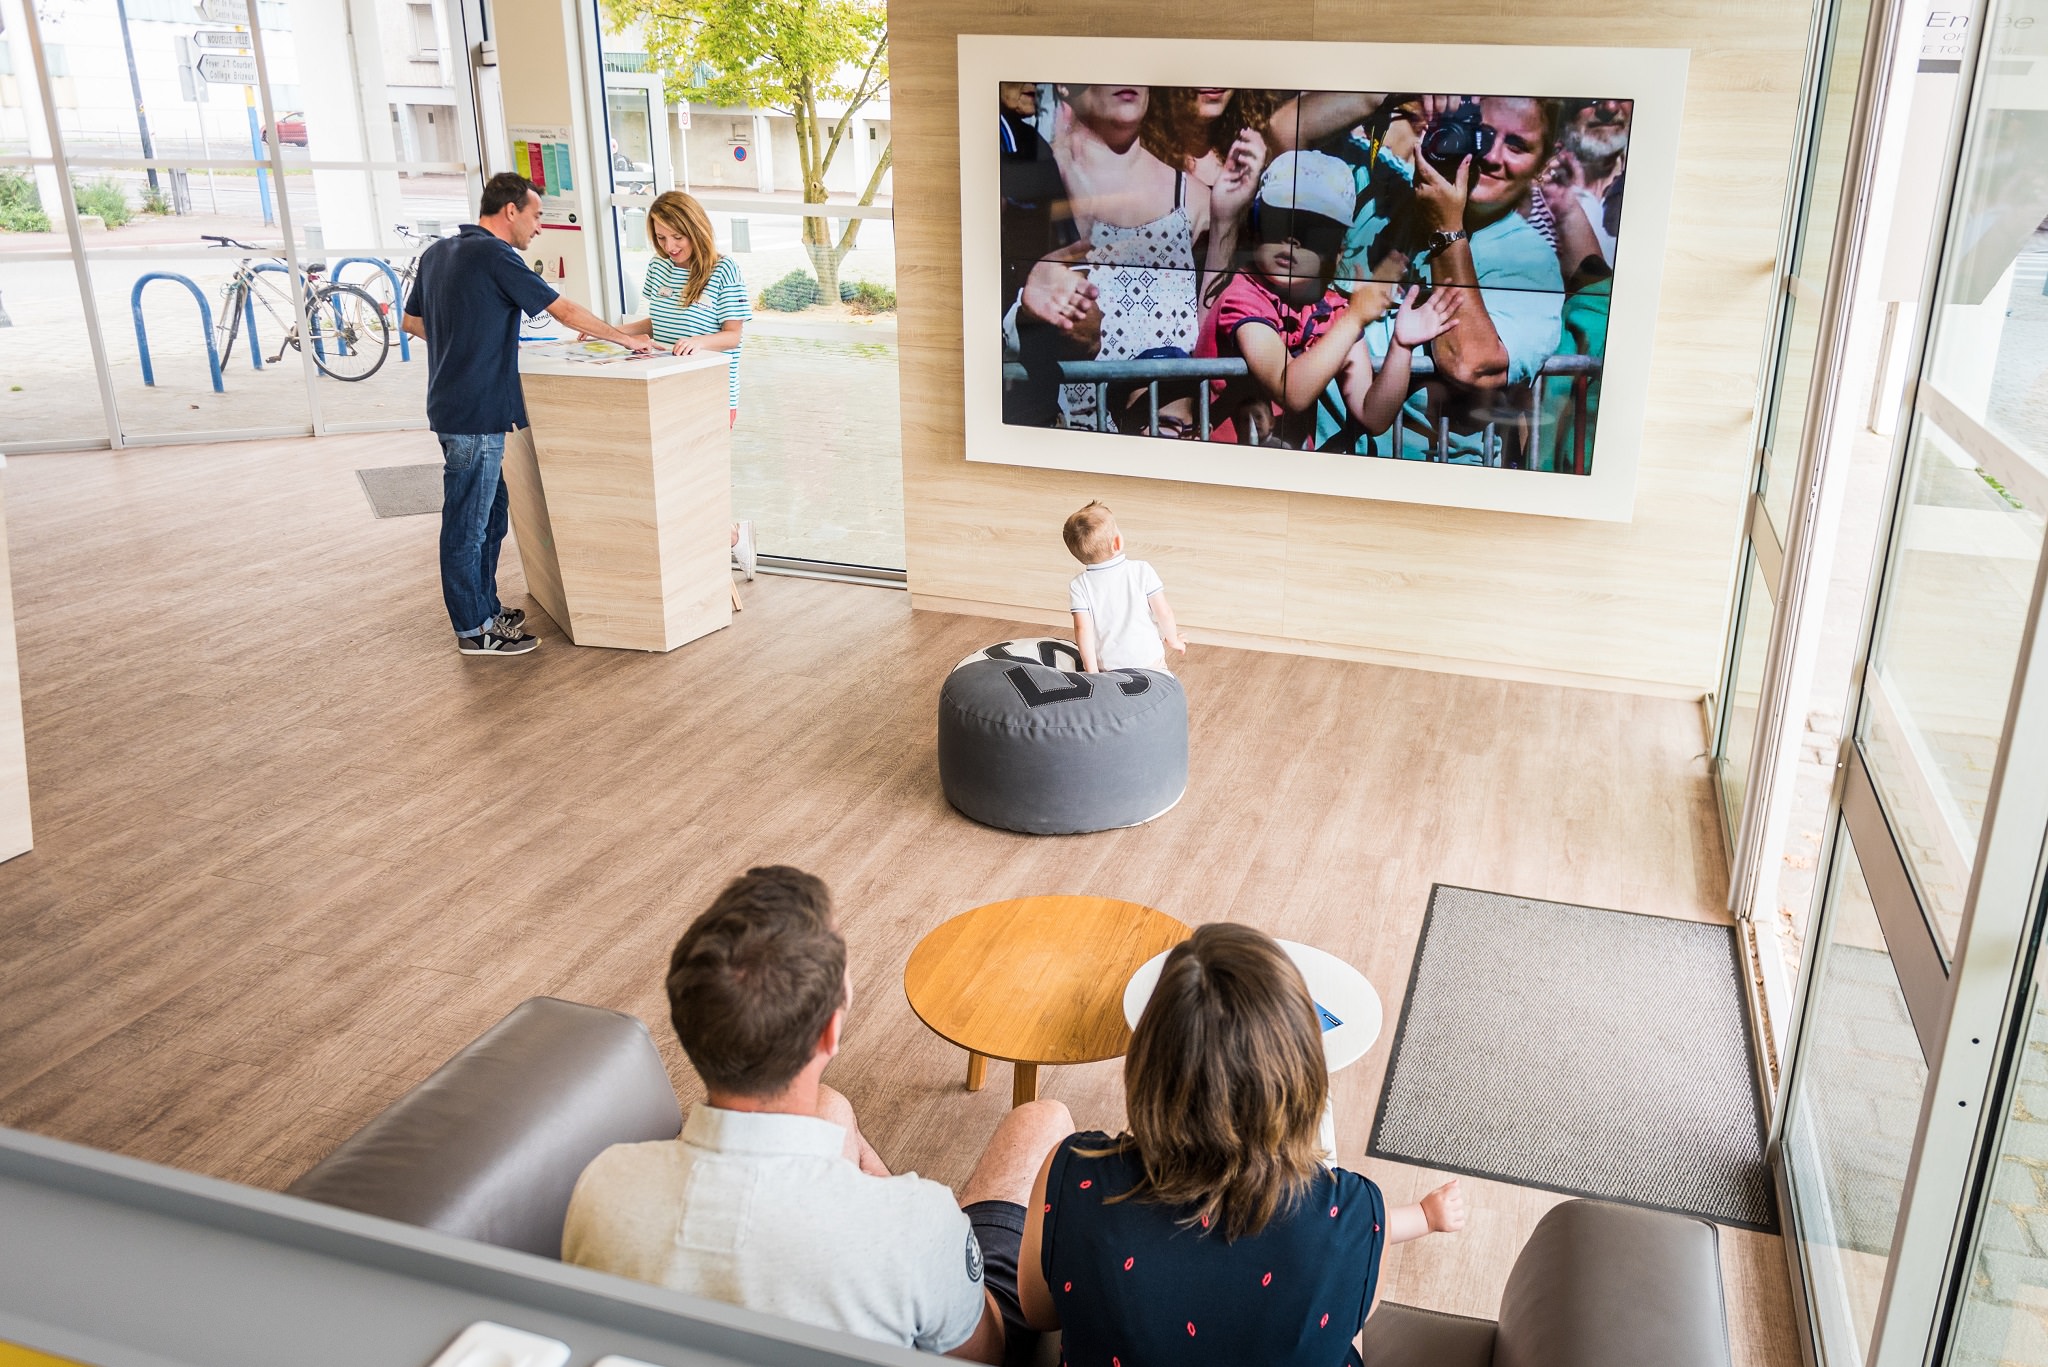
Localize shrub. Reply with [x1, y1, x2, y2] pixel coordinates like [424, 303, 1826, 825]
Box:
[758, 269, 821, 312]
[72, 178, 132, 227]
[140, 184, 173, 216]
[845, 280, 896, 315]
[0, 171, 50, 234]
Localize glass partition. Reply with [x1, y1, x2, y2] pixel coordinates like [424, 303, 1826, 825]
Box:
[0, 0, 477, 446]
[1784, 822, 1930, 1365]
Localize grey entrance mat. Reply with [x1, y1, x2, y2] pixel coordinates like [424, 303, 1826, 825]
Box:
[1368, 885, 1778, 1232]
[356, 464, 442, 519]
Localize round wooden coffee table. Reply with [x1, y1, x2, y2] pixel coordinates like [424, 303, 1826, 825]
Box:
[904, 895, 1191, 1107]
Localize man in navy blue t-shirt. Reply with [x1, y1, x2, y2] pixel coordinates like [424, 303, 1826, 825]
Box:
[402, 171, 656, 656]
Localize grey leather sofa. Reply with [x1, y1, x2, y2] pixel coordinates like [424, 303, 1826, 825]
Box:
[1359, 1198, 1731, 1367]
[286, 996, 683, 1258]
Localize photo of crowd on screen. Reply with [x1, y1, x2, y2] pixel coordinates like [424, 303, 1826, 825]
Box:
[997, 84, 1632, 476]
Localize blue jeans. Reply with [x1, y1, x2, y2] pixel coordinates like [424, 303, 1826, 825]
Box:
[437, 431, 509, 636]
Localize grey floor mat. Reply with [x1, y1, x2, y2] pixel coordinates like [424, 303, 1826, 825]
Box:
[1368, 885, 1778, 1231]
[356, 464, 442, 519]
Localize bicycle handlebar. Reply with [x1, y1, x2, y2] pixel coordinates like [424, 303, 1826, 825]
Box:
[200, 234, 262, 251]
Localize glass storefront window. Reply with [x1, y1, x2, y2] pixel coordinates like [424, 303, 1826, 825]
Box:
[1860, 416, 2043, 956]
[1921, 12, 2048, 474]
[1754, 0, 1874, 541]
[1948, 961, 2048, 1367]
[1763, 288, 1822, 537]
[1719, 547, 1776, 841]
[0, 259, 107, 447]
[1785, 823, 1930, 1366]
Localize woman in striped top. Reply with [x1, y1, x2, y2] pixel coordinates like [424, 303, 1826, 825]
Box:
[608, 191, 757, 575]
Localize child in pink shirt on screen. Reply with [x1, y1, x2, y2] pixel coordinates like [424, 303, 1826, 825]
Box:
[1194, 150, 1461, 448]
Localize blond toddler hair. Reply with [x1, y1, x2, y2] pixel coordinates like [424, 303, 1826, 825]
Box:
[1063, 501, 1118, 564]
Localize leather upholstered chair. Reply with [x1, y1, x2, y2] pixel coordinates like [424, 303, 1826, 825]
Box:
[1359, 1199, 1732, 1367]
[286, 996, 682, 1259]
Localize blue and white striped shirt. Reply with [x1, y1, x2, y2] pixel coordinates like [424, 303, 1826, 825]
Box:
[642, 254, 750, 409]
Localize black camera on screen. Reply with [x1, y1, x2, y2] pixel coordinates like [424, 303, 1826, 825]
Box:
[1420, 98, 1497, 179]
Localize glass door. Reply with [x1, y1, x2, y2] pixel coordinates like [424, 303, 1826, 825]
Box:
[1771, 0, 2048, 1361]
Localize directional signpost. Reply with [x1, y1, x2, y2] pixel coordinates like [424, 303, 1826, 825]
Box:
[195, 53, 258, 84]
[194, 0, 249, 21]
[190, 29, 250, 50]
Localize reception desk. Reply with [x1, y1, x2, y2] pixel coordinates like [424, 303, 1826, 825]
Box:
[503, 348, 733, 653]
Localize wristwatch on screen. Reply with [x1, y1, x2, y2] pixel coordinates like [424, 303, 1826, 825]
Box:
[1426, 229, 1470, 254]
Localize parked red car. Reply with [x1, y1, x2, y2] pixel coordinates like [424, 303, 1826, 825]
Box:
[263, 112, 308, 147]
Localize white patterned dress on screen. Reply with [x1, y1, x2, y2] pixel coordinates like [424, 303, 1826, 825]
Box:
[1058, 175, 1201, 430]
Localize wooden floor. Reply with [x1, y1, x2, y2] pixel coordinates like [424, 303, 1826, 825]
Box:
[0, 432, 1797, 1365]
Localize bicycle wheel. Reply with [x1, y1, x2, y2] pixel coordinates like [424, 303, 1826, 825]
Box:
[217, 282, 245, 369]
[306, 282, 390, 382]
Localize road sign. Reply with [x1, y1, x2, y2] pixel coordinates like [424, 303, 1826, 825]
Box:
[190, 29, 250, 51]
[194, 0, 249, 21]
[196, 52, 258, 84]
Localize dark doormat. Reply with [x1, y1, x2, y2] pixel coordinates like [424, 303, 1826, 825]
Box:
[1367, 885, 1778, 1232]
[357, 464, 442, 519]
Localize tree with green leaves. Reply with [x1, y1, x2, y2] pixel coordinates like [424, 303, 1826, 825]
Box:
[604, 0, 890, 303]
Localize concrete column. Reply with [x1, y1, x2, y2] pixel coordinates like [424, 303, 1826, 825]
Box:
[286, 0, 402, 248]
[751, 111, 773, 194]
[849, 115, 869, 194]
[4, 19, 61, 214]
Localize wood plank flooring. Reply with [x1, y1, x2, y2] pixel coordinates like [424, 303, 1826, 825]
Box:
[0, 432, 1796, 1365]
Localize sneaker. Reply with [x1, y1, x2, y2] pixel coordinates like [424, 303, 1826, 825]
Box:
[733, 520, 757, 581]
[457, 627, 538, 656]
[492, 606, 526, 634]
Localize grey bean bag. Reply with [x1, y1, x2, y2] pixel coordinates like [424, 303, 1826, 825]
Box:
[939, 638, 1188, 835]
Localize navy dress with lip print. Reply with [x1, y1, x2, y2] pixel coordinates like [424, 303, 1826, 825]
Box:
[1040, 1131, 1388, 1367]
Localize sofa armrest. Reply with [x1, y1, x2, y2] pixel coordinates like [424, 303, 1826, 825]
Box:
[286, 997, 682, 1258]
[1359, 1302, 1499, 1367]
[1494, 1200, 1730, 1367]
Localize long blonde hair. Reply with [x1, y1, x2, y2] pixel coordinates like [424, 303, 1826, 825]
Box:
[646, 190, 721, 308]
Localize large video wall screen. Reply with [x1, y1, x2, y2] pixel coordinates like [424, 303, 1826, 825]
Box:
[960, 39, 1690, 520]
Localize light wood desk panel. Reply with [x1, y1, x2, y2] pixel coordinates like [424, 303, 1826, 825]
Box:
[510, 355, 732, 653]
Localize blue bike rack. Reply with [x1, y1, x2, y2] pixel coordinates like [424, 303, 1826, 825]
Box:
[131, 273, 224, 394]
[330, 256, 410, 361]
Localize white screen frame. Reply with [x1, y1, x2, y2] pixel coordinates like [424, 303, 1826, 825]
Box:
[958, 34, 1690, 521]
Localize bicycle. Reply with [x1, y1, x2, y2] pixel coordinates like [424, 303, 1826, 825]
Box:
[202, 234, 390, 382]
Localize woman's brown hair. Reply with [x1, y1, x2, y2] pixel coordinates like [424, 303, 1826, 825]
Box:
[1111, 922, 1328, 1240]
[1141, 88, 1282, 172]
[645, 190, 721, 309]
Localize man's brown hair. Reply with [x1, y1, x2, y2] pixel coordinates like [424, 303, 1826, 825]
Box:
[1113, 923, 1327, 1240]
[666, 866, 847, 1097]
[1063, 501, 1116, 563]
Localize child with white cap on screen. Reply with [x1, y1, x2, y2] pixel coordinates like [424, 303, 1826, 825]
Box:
[1193, 149, 1463, 449]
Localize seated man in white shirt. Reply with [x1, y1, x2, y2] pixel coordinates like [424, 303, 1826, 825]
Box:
[563, 866, 1072, 1364]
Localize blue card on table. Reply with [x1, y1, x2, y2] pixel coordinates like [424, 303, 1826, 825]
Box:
[1315, 1001, 1342, 1032]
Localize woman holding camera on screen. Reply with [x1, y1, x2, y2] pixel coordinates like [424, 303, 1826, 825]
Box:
[1272, 92, 1565, 463]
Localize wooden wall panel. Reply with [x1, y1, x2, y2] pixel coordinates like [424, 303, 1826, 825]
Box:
[893, 0, 1812, 695]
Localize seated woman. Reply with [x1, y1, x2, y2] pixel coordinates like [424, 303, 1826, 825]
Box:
[1019, 923, 1463, 1365]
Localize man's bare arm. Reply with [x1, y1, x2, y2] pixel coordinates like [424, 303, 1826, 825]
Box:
[1267, 91, 1386, 153]
[544, 297, 658, 352]
[401, 312, 426, 342]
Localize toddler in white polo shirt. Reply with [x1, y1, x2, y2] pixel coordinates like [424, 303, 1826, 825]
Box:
[1064, 501, 1187, 673]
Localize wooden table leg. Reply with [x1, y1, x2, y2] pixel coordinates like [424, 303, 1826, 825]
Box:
[1012, 1062, 1038, 1108]
[966, 1052, 987, 1092]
